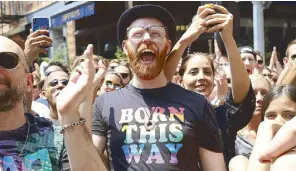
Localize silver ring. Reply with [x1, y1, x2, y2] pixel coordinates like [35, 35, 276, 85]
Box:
[144, 120, 156, 131]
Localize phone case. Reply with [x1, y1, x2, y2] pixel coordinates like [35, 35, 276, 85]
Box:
[32, 17, 50, 48]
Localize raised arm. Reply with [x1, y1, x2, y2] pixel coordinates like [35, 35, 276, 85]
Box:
[276, 60, 292, 85]
[281, 59, 296, 85]
[56, 45, 107, 171]
[78, 45, 106, 135]
[247, 121, 282, 171]
[163, 5, 214, 81]
[269, 47, 283, 76]
[258, 117, 296, 162]
[206, 4, 250, 103]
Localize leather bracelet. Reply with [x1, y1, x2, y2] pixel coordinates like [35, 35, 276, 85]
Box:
[60, 118, 86, 134]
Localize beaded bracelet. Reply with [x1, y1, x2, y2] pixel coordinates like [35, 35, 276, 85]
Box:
[60, 118, 86, 134]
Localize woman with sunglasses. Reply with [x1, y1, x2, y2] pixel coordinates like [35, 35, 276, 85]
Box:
[114, 64, 133, 86]
[97, 71, 124, 96]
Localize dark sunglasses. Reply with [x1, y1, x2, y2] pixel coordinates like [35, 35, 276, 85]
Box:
[0, 52, 25, 71]
[291, 54, 296, 61]
[49, 79, 69, 87]
[263, 74, 273, 79]
[105, 80, 122, 90]
[120, 73, 129, 79]
[257, 60, 263, 65]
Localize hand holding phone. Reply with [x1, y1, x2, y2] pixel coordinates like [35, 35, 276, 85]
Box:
[204, 4, 221, 29]
[203, 4, 234, 35]
[24, 17, 53, 66]
[32, 17, 50, 48]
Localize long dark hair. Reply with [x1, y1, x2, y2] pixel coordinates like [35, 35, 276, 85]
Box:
[261, 84, 296, 120]
[178, 52, 215, 77]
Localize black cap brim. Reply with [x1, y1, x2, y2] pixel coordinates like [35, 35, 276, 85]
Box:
[117, 4, 176, 46]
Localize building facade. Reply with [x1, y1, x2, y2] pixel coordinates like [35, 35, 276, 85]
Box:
[1, 1, 296, 64]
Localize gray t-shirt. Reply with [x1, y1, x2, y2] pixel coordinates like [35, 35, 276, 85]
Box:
[92, 83, 222, 171]
[235, 133, 254, 158]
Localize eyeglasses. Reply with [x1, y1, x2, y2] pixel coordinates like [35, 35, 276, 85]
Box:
[263, 74, 273, 79]
[257, 60, 263, 65]
[119, 73, 129, 79]
[126, 26, 167, 41]
[105, 80, 122, 90]
[0, 52, 27, 72]
[48, 79, 69, 87]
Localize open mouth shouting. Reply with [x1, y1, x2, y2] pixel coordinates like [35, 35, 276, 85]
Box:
[246, 68, 252, 75]
[140, 50, 155, 64]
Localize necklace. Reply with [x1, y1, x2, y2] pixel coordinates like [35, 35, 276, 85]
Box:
[144, 107, 157, 131]
[133, 83, 169, 131]
[14, 116, 30, 161]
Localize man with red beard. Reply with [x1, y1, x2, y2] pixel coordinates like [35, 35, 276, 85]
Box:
[92, 4, 226, 171]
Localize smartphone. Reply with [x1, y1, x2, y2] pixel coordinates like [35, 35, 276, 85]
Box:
[200, 1, 222, 6]
[32, 17, 50, 48]
[200, 1, 222, 29]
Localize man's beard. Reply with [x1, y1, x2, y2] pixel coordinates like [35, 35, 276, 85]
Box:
[127, 42, 168, 80]
[0, 83, 25, 112]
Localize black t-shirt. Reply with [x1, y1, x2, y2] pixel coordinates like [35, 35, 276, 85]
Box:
[215, 84, 255, 166]
[92, 83, 222, 171]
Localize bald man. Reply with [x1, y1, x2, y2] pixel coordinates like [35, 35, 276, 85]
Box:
[0, 35, 68, 170]
[0, 36, 107, 171]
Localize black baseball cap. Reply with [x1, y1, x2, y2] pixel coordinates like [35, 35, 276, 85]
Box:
[117, 4, 176, 46]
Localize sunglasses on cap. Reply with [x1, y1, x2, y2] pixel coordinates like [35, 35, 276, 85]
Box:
[257, 60, 263, 65]
[49, 79, 69, 87]
[0, 52, 28, 72]
[120, 73, 129, 79]
[105, 80, 122, 90]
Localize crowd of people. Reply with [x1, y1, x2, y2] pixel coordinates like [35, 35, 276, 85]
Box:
[1, 3, 296, 171]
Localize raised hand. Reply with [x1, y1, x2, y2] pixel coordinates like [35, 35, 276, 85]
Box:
[32, 63, 41, 79]
[180, 5, 215, 44]
[56, 44, 95, 125]
[272, 46, 279, 64]
[204, 4, 233, 38]
[92, 59, 107, 90]
[24, 30, 53, 65]
[258, 121, 284, 163]
[215, 66, 228, 102]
